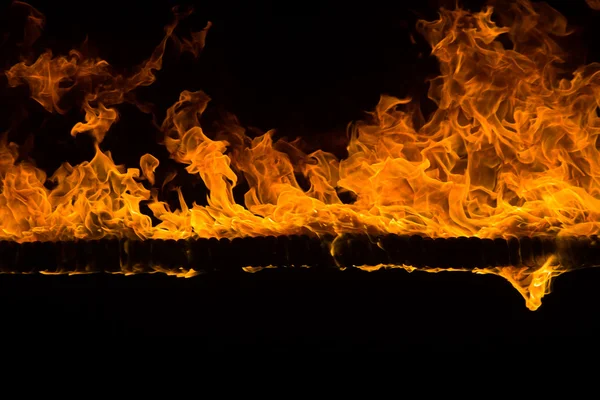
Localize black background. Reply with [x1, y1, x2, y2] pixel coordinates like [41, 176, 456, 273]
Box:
[1, 0, 600, 349]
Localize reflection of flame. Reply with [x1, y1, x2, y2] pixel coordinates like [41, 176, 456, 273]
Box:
[2, 0, 599, 310]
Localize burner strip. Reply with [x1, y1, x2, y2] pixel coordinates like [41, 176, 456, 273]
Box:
[0, 235, 598, 274]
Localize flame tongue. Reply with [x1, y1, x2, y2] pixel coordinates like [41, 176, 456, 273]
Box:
[1, 0, 599, 309]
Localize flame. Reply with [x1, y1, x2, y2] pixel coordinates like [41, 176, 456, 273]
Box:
[5, 5, 210, 143]
[11, 0, 45, 53]
[587, 0, 600, 11]
[2, 0, 600, 310]
[479, 255, 562, 311]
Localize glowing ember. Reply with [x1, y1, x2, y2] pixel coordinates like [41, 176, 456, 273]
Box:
[2, 0, 600, 310]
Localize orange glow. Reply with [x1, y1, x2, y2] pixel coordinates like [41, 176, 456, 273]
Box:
[2, 0, 599, 310]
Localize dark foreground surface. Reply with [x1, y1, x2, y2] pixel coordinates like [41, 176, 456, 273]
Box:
[1, 267, 599, 350]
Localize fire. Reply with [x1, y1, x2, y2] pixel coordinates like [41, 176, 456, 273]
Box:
[2, 0, 600, 310]
[587, 0, 600, 11]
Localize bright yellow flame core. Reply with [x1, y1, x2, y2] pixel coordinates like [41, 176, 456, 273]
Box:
[1, 1, 598, 309]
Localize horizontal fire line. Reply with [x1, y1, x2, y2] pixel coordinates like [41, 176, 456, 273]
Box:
[0, 235, 598, 274]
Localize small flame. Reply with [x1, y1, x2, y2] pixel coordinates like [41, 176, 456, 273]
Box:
[2, 0, 599, 309]
[480, 255, 563, 311]
[12, 0, 45, 53]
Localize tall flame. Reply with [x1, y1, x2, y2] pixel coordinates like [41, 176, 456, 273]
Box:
[2, 0, 599, 310]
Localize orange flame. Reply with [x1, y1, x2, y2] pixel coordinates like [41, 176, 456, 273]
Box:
[587, 0, 600, 11]
[2, 0, 599, 310]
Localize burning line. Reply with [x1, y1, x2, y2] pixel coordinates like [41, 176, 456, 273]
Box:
[1, 235, 598, 310]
